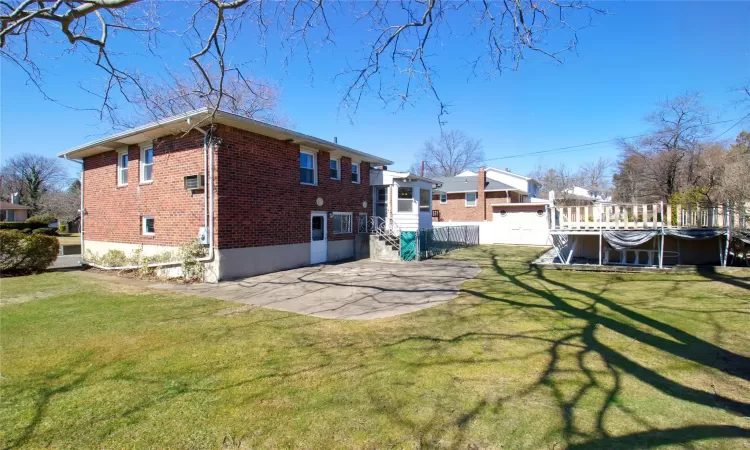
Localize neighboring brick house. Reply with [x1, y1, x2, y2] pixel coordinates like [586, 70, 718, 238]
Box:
[59, 108, 392, 281]
[431, 168, 531, 222]
[431, 167, 550, 245]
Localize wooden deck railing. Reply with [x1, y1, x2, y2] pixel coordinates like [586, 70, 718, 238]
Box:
[548, 203, 750, 231]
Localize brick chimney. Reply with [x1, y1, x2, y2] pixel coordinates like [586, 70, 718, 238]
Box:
[478, 167, 487, 221]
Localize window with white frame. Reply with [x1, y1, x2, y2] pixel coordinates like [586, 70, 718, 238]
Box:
[333, 213, 352, 234]
[419, 189, 431, 212]
[440, 193, 447, 204]
[300, 151, 317, 185]
[117, 149, 128, 186]
[397, 187, 413, 213]
[351, 163, 360, 184]
[465, 192, 477, 207]
[358, 213, 368, 233]
[140, 146, 154, 183]
[142, 216, 155, 235]
[330, 158, 340, 180]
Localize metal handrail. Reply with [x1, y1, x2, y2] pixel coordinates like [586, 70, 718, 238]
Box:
[369, 216, 402, 252]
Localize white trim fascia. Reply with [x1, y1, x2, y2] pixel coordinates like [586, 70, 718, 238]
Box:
[437, 188, 522, 194]
[57, 108, 394, 165]
[485, 167, 531, 180]
[490, 201, 550, 207]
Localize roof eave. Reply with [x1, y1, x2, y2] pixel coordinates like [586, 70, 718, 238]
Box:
[57, 108, 394, 166]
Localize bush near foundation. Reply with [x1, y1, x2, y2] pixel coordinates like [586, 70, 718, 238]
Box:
[0, 230, 59, 275]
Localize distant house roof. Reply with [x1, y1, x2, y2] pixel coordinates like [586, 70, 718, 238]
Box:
[382, 171, 442, 185]
[432, 176, 517, 194]
[458, 167, 541, 186]
[0, 202, 31, 210]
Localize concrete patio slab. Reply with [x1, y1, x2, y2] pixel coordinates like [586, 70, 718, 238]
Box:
[151, 259, 480, 320]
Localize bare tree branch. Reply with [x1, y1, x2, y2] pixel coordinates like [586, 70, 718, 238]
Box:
[1, 0, 605, 127]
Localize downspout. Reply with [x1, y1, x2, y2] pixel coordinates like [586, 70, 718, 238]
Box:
[86, 124, 216, 274]
[63, 155, 85, 264]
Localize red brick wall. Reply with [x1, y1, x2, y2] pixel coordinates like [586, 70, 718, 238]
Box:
[432, 191, 522, 222]
[83, 131, 210, 246]
[83, 124, 371, 250]
[214, 125, 370, 249]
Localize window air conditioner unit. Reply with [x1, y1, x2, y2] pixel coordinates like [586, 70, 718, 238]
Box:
[184, 174, 205, 191]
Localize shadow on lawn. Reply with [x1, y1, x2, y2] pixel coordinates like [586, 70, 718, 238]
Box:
[6, 247, 749, 449]
[456, 246, 750, 448]
[696, 265, 750, 291]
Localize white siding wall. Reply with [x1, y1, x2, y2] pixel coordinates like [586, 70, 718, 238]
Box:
[391, 179, 434, 232]
[485, 171, 529, 193]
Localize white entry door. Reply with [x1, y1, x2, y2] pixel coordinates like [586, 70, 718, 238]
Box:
[310, 212, 327, 264]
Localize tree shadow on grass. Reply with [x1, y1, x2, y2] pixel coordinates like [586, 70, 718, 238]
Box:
[457, 247, 750, 448]
[696, 265, 750, 291]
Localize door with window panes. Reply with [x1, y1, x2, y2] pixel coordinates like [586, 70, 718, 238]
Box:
[375, 187, 388, 219]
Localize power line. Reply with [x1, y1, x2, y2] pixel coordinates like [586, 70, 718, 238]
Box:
[713, 113, 750, 140]
[481, 118, 743, 163]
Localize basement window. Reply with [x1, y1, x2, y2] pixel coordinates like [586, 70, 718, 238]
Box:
[333, 213, 352, 234]
[142, 216, 155, 236]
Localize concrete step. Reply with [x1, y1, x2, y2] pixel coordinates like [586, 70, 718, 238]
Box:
[369, 234, 401, 261]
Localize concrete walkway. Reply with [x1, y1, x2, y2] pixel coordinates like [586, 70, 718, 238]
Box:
[152, 259, 480, 320]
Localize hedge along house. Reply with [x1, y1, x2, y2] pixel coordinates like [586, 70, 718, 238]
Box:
[58, 108, 392, 282]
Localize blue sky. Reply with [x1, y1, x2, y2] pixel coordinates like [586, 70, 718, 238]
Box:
[2, 1, 749, 179]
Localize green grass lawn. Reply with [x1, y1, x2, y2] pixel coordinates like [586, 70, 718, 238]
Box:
[56, 233, 80, 246]
[1, 246, 749, 449]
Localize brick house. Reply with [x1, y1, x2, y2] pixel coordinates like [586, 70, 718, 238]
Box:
[431, 167, 542, 222]
[58, 108, 392, 281]
[431, 167, 551, 246]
